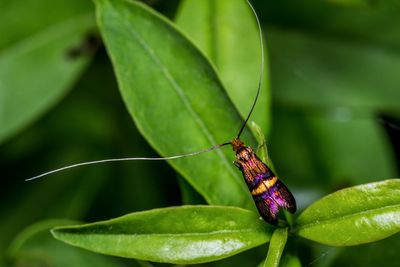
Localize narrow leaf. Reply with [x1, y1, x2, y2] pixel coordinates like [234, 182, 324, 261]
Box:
[262, 228, 288, 267]
[176, 0, 270, 133]
[94, 0, 256, 209]
[52, 206, 273, 264]
[296, 179, 400, 246]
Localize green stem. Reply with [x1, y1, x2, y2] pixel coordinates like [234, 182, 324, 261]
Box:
[262, 227, 288, 267]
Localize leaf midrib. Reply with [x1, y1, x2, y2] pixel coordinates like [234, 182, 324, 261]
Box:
[58, 228, 262, 238]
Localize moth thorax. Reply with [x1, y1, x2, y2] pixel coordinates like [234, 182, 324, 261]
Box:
[237, 147, 253, 162]
[231, 138, 245, 153]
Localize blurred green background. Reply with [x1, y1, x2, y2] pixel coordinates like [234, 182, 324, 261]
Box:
[1, 0, 399, 266]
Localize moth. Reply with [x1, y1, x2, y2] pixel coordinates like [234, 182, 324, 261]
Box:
[28, 0, 296, 225]
[232, 138, 296, 225]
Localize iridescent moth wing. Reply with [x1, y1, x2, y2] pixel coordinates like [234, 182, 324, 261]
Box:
[231, 139, 296, 225]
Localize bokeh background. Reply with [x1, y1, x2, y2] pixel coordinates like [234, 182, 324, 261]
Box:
[1, 0, 399, 266]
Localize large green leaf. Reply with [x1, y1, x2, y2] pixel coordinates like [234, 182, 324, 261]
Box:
[176, 0, 270, 133]
[0, 0, 96, 143]
[296, 179, 400, 246]
[94, 0, 257, 209]
[52, 206, 273, 264]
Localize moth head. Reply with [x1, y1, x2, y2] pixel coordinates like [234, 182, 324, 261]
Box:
[231, 138, 245, 153]
[231, 139, 254, 161]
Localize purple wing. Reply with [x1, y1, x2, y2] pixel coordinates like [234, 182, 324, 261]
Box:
[252, 176, 296, 225]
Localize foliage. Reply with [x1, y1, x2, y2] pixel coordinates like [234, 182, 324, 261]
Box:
[1, 0, 399, 266]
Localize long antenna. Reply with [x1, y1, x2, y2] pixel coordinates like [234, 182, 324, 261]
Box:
[26, 142, 230, 181]
[236, 0, 264, 139]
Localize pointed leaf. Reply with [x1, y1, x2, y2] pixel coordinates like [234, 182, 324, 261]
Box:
[94, 0, 256, 209]
[52, 206, 273, 264]
[296, 179, 400, 246]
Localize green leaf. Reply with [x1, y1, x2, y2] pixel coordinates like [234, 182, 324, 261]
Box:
[0, 2, 96, 143]
[52, 206, 273, 264]
[7, 220, 124, 267]
[175, 0, 271, 133]
[261, 228, 288, 267]
[296, 179, 400, 246]
[94, 0, 257, 209]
